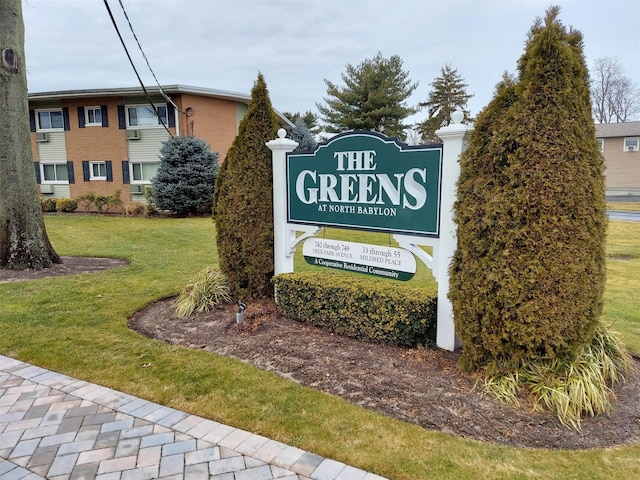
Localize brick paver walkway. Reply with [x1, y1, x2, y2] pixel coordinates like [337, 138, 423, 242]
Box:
[0, 355, 387, 480]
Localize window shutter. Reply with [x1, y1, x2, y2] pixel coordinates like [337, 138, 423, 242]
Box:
[78, 106, 86, 128]
[101, 105, 109, 127]
[167, 103, 176, 128]
[82, 161, 90, 181]
[122, 161, 130, 184]
[67, 162, 75, 184]
[34, 163, 41, 184]
[106, 161, 113, 182]
[29, 110, 36, 132]
[118, 105, 126, 129]
[62, 107, 70, 131]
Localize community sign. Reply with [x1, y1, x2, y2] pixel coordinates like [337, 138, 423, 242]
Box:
[287, 131, 442, 236]
[302, 238, 417, 281]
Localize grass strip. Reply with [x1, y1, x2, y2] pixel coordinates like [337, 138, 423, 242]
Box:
[0, 215, 638, 480]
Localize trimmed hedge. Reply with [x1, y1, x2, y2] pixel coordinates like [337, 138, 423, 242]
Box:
[273, 272, 437, 348]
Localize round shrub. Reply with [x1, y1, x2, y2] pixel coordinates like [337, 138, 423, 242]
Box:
[55, 198, 78, 213]
[123, 201, 146, 216]
[41, 197, 57, 212]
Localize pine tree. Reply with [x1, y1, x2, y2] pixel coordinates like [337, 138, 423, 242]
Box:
[417, 65, 473, 143]
[213, 73, 280, 300]
[282, 110, 321, 136]
[317, 52, 418, 140]
[152, 135, 219, 216]
[450, 7, 607, 372]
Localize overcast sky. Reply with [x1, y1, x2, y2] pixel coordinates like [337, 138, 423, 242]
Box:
[22, 0, 640, 127]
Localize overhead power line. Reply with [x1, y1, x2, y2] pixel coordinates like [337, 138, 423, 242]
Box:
[102, 0, 173, 136]
[116, 0, 178, 112]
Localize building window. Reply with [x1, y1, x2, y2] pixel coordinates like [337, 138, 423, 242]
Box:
[37, 109, 64, 130]
[85, 106, 102, 126]
[90, 161, 107, 180]
[624, 137, 639, 152]
[41, 163, 69, 183]
[131, 162, 160, 182]
[597, 138, 604, 152]
[127, 105, 167, 127]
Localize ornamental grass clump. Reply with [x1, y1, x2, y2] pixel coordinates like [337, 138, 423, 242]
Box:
[483, 323, 632, 429]
[175, 266, 232, 318]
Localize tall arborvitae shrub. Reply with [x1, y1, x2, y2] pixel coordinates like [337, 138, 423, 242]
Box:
[152, 135, 219, 216]
[450, 7, 607, 372]
[213, 74, 280, 299]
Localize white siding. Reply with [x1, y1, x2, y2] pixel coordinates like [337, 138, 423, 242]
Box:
[52, 184, 71, 197]
[40, 185, 71, 198]
[236, 103, 248, 129]
[37, 131, 67, 162]
[127, 128, 171, 162]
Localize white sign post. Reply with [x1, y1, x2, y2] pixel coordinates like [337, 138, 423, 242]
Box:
[267, 112, 471, 351]
[266, 131, 320, 276]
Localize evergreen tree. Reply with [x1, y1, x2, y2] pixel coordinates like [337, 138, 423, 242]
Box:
[417, 64, 473, 143]
[450, 7, 607, 372]
[282, 110, 321, 136]
[317, 52, 418, 140]
[152, 135, 219, 216]
[288, 118, 318, 152]
[213, 73, 280, 299]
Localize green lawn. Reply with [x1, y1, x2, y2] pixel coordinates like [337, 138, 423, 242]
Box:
[1, 214, 638, 480]
[608, 201, 640, 212]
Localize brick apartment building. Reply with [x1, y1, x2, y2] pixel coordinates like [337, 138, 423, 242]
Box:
[29, 85, 291, 203]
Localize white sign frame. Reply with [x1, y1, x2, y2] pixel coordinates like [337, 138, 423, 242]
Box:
[267, 113, 472, 351]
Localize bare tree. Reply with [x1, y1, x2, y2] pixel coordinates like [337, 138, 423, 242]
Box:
[0, 0, 60, 269]
[591, 57, 640, 123]
[403, 127, 424, 146]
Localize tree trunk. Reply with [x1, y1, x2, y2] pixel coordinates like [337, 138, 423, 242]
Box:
[0, 0, 60, 269]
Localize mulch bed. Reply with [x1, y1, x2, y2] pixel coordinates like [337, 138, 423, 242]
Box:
[128, 297, 640, 450]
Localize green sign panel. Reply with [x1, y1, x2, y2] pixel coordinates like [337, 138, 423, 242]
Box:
[287, 132, 442, 236]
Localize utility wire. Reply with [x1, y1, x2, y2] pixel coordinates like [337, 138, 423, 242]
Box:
[116, 0, 179, 113]
[102, 0, 173, 137]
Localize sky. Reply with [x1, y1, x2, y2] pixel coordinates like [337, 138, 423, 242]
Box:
[21, 0, 640, 127]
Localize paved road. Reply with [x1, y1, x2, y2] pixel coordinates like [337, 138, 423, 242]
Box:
[0, 355, 387, 480]
[608, 210, 640, 222]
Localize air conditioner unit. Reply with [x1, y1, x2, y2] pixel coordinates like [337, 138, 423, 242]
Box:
[35, 132, 49, 143]
[126, 129, 141, 140]
[39, 184, 54, 194]
[625, 145, 637, 152]
[130, 184, 145, 195]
